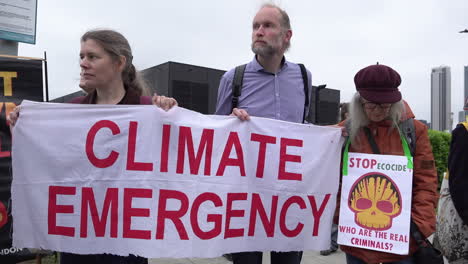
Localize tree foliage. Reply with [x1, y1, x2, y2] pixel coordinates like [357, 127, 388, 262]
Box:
[427, 129, 451, 187]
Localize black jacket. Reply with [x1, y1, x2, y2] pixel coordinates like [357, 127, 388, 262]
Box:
[448, 123, 468, 225]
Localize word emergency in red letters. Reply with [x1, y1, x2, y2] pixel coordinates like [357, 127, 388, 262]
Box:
[85, 121, 304, 181]
[48, 186, 331, 240]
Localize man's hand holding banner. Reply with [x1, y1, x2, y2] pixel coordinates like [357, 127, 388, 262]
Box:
[11, 101, 343, 258]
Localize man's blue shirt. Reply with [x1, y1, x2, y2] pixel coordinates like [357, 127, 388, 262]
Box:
[215, 57, 312, 123]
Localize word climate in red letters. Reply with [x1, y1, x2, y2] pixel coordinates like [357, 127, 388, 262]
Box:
[85, 121, 304, 180]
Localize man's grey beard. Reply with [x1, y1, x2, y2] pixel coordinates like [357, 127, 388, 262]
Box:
[251, 43, 276, 57]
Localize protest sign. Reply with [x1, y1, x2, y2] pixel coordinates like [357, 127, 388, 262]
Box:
[12, 101, 343, 258]
[0, 57, 43, 261]
[338, 152, 413, 255]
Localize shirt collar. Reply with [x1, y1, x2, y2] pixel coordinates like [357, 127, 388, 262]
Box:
[251, 56, 289, 73]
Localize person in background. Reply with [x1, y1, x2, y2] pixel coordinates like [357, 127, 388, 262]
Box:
[448, 122, 468, 227]
[337, 64, 438, 264]
[8, 29, 177, 264]
[435, 118, 468, 263]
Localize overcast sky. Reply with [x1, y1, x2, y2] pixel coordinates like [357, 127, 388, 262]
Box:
[18, 0, 468, 124]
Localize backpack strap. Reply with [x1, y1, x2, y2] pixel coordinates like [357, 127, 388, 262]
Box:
[298, 63, 309, 123]
[363, 127, 381, 154]
[231, 64, 247, 110]
[399, 118, 416, 156]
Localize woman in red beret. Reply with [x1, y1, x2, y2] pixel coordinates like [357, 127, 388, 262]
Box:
[337, 64, 438, 264]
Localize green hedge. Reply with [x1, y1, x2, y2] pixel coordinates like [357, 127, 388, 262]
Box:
[427, 129, 451, 187]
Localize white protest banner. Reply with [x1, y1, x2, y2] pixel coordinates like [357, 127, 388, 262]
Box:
[12, 100, 343, 258]
[338, 152, 413, 255]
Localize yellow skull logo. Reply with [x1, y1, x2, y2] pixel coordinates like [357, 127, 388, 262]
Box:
[348, 173, 401, 230]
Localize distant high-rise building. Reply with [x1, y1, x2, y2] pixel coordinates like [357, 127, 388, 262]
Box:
[431, 66, 451, 131]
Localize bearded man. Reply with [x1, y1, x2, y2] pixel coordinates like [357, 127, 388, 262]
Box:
[215, 3, 312, 264]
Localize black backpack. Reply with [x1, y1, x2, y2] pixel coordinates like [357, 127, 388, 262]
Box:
[231, 63, 310, 123]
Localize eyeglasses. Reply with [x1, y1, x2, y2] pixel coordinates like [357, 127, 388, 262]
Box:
[362, 102, 392, 110]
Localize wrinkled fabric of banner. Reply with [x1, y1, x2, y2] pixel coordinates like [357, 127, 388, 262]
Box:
[11, 100, 343, 258]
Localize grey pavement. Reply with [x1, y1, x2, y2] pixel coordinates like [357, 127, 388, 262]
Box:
[149, 250, 345, 264]
[149, 250, 451, 264]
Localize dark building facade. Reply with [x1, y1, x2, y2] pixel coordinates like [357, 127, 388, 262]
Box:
[307, 86, 340, 125]
[142, 61, 225, 114]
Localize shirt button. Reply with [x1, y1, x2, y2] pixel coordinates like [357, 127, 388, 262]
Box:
[275, 93, 279, 96]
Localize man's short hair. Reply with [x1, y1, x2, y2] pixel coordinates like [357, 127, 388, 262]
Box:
[261, 3, 291, 31]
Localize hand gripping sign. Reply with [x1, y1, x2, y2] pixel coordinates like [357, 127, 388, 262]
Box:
[338, 150, 413, 255]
